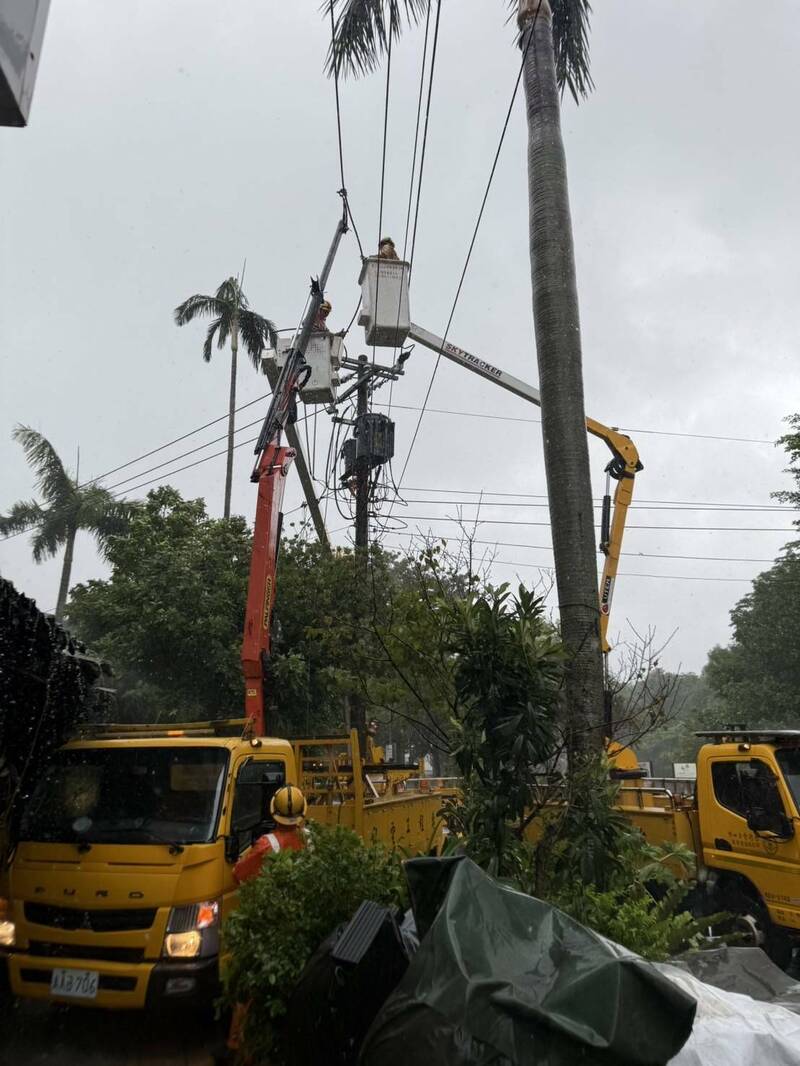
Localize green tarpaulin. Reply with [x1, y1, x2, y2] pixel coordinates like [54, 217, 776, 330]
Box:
[360, 857, 695, 1066]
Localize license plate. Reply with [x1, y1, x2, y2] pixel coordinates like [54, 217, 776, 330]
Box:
[50, 967, 99, 999]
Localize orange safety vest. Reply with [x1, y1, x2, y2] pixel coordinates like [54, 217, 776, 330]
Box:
[233, 827, 305, 885]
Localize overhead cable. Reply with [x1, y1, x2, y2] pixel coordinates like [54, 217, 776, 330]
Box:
[375, 403, 777, 446]
[394, 6, 540, 496]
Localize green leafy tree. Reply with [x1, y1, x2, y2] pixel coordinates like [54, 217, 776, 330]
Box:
[698, 418, 800, 729]
[66, 487, 251, 720]
[634, 671, 727, 775]
[223, 823, 405, 1062]
[174, 277, 277, 518]
[0, 426, 135, 622]
[438, 584, 566, 877]
[704, 556, 800, 729]
[325, 0, 604, 754]
[773, 412, 800, 522]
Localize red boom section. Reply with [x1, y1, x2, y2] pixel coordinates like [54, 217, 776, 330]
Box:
[241, 441, 295, 735]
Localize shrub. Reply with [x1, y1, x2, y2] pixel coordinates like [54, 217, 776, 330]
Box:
[222, 822, 405, 1062]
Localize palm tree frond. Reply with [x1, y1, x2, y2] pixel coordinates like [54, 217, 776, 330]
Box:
[215, 276, 244, 308]
[551, 0, 594, 102]
[239, 310, 278, 371]
[12, 425, 74, 504]
[174, 293, 226, 327]
[324, 0, 427, 80]
[78, 490, 138, 559]
[203, 318, 223, 363]
[0, 498, 44, 536]
[30, 512, 66, 563]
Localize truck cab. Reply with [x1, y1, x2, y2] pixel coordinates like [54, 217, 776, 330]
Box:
[1, 719, 450, 1010]
[2, 720, 296, 1010]
[695, 730, 800, 946]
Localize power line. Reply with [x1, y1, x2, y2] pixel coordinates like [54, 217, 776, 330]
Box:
[328, 1, 364, 260]
[114, 408, 319, 498]
[408, 0, 442, 271]
[394, 2, 539, 497]
[381, 530, 779, 565]
[402, 485, 792, 510]
[388, 0, 433, 419]
[105, 415, 266, 492]
[378, 543, 755, 584]
[391, 514, 795, 533]
[94, 393, 270, 483]
[400, 495, 793, 514]
[375, 403, 777, 446]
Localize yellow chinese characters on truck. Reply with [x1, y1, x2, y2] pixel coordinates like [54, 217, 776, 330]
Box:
[0, 722, 451, 1010]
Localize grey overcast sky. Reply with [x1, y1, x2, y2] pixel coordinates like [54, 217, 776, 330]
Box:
[2, 1, 799, 676]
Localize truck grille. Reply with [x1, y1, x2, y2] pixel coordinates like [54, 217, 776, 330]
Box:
[24, 903, 157, 932]
[28, 941, 146, 964]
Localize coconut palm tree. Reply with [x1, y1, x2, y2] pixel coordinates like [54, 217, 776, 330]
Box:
[0, 426, 136, 623]
[325, 0, 604, 752]
[174, 277, 277, 519]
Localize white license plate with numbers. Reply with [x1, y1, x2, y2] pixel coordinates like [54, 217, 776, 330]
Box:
[50, 967, 99, 999]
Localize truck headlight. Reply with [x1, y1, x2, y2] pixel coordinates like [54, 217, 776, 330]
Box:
[0, 898, 14, 948]
[163, 900, 219, 959]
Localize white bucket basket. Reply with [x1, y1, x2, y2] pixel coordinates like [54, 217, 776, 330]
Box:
[358, 256, 411, 347]
[263, 334, 342, 405]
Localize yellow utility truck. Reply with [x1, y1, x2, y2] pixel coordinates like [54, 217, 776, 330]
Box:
[1, 722, 448, 1010]
[615, 728, 800, 968]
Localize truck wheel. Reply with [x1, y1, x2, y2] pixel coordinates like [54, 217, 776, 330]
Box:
[765, 926, 793, 972]
[730, 910, 793, 971]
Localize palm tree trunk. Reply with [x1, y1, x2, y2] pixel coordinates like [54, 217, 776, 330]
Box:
[55, 526, 77, 624]
[224, 319, 239, 519]
[519, 0, 605, 754]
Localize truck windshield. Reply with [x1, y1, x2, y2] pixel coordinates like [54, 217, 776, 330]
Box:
[776, 749, 800, 815]
[19, 747, 228, 846]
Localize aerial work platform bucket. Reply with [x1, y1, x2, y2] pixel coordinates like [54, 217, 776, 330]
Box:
[358, 256, 411, 347]
[263, 333, 343, 405]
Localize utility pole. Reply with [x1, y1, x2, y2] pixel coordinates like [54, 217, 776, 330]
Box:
[333, 348, 403, 759]
[350, 354, 370, 760]
[354, 354, 370, 554]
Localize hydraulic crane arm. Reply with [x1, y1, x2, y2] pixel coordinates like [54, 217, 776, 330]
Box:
[241, 211, 347, 734]
[406, 323, 643, 654]
[241, 443, 294, 733]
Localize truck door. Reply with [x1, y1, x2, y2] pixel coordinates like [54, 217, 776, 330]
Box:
[703, 756, 799, 923]
[227, 758, 287, 862]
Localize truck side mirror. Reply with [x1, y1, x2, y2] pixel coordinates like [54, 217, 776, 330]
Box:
[224, 835, 241, 864]
[747, 809, 794, 840]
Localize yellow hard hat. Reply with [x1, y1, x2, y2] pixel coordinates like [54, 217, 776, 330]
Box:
[320, 300, 332, 314]
[270, 784, 307, 826]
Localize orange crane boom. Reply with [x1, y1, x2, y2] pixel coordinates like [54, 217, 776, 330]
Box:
[241, 210, 347, 733]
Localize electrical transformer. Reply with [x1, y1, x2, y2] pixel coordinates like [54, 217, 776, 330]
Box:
[358, 413, 394, 466]
[341, 414, 395, 480]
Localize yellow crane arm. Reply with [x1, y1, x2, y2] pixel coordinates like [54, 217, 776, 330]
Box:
[585, 418, 642, 653]
[406, 324, 643, 653]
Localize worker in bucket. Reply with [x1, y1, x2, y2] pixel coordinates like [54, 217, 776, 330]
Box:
[378, 236, 399, 260]
[312, 298, 332, 333]
[219, 786, 309, 1063]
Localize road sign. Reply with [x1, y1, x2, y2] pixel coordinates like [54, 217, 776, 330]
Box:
[673, 762, 697, 780]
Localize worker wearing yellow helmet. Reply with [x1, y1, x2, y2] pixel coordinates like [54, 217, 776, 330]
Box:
[222, 786, 308, 1060]
[233, 784, 308, 884]
[312, 299, 333, 333]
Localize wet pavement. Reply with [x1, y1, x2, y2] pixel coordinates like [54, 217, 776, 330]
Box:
[0, 997, 219, 1065]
